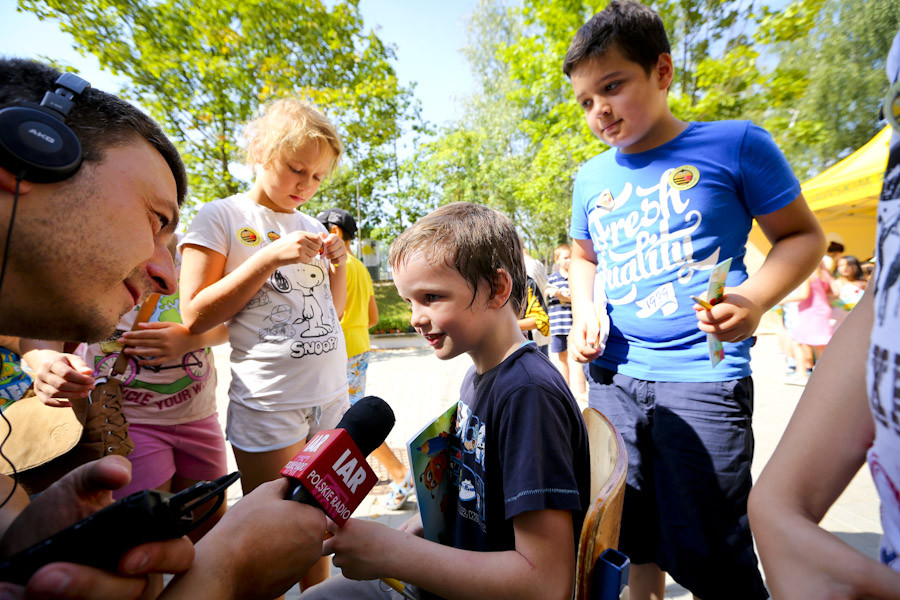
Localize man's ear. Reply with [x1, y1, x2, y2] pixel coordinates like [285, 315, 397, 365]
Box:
[656, 53, 675, 91]
[0, 166, 33, 195]
[487, 268, 513, 309]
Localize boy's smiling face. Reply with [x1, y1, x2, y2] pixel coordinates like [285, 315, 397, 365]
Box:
[393, 252, 500, 369]
[570, 44, 676, 154]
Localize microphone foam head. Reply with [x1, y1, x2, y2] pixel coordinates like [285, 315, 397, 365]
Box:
[337, 395, 395, 457]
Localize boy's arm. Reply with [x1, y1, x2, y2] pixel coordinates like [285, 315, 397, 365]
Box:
[567, 239, 603, 363]
[697, 196, 825, 343]
[748, 291, 900, 598]
[326, 508, 576, 600]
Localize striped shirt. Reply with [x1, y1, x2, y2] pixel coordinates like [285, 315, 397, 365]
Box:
[546, 271, 573, 336]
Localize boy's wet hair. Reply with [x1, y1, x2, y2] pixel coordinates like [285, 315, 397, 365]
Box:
[244, 98, 343, 175]
[0, 58, 188, 206]
[389, 202, 526, 315]
[563, 0, 671, 77]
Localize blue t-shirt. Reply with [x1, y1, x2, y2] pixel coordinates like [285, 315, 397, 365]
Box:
[570, 121, 800, 382]
[443, 344, 590, 555]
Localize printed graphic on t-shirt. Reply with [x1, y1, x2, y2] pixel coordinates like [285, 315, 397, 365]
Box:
[88, 292, 211, 410]
[257, 262, 342, 360]
[450, 401, 487, 529]
[587, 167, 721, 316]
[0, 347, 32, 405]
[868, 128, 900, 572]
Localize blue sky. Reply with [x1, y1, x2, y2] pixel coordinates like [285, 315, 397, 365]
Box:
[0, 1, 478, 127]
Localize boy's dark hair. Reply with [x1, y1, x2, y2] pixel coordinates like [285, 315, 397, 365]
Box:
[563, 0, 671, 77]
[389, 202, 526, 315]
[0, 58, 188, 206]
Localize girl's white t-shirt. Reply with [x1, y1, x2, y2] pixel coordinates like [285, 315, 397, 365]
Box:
[181, 194, 347, 411]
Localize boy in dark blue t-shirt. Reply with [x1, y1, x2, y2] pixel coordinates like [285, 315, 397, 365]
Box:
[563, 2, 826, 599]
[302, 202, 590, 600]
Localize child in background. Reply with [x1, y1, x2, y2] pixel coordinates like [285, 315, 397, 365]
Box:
[23, 235, 229, 543]
[544, 243, 587, 399]
[518, 275, 550, 344]
[563, 2, 826, 598]
[785, 259, 834, 385]
[316, 207, 414, 511]
[830, 254, 868, 330]
[301, 202, 590, 600]
[179, 99, 348, 589]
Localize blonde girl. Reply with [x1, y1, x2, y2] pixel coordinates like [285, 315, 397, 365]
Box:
[179, 99, 348, 589]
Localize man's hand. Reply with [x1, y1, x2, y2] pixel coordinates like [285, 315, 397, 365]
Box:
[164, 479, 326, 600]
[0, 456, 194, 599]
[120, 322, 196, 366]
[31, 350, 94, 407]
[694, 288, 763, 343]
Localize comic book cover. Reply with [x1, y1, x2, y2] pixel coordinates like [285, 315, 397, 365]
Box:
[407, 402, 458, 544]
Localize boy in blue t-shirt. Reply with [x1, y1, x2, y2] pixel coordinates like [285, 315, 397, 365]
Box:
[301, 202, 590, 600]
[563, 2, 826, 599]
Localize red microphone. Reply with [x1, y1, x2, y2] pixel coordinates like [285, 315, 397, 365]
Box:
[282, 395, 395, 525]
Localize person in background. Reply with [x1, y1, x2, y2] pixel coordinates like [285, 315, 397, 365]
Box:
[522, 242, 550, 356]
[316, 207, 414, 511]
[785, 259, 834, 386]
[545, 243, 588, 401]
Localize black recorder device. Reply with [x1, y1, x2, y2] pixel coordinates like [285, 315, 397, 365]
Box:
[0, 471, 240, 585]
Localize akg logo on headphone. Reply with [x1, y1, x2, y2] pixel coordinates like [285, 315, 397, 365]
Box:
[27, 129, 55, 144]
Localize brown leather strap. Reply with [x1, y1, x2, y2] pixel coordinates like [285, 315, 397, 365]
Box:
[111, 293, 161, 375]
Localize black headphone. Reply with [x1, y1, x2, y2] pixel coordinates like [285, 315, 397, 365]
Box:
[0, 72, 90, 183]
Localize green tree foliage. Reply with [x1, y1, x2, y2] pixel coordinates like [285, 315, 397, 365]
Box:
[19, 0, 420, 226]
[402, 0, 898, 254]
[761, 0, 900, 178]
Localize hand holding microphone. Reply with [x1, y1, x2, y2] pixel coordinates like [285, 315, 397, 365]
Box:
[281, 396, 420, 598]
[282, 395, 395, 524]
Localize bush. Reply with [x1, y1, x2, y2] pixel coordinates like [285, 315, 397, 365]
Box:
[370, 282, 413, 334]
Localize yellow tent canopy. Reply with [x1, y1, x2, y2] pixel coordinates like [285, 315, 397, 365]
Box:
[748, 125, 890, 261]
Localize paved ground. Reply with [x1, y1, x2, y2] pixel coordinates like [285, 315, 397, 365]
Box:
[210, 333, 882, 599]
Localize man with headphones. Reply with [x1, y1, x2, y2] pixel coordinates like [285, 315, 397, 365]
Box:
[0, 58, 327, 599]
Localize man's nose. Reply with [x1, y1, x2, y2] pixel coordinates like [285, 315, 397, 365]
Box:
[145, 240, 177, 296]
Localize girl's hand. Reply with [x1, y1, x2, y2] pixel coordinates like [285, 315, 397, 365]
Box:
[319, 232, 347, 269]
[262, 231, 323, 268]
[120, 321, 197, 366]
[694, 288, 763, 343]
[32, 350, 95, 406]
